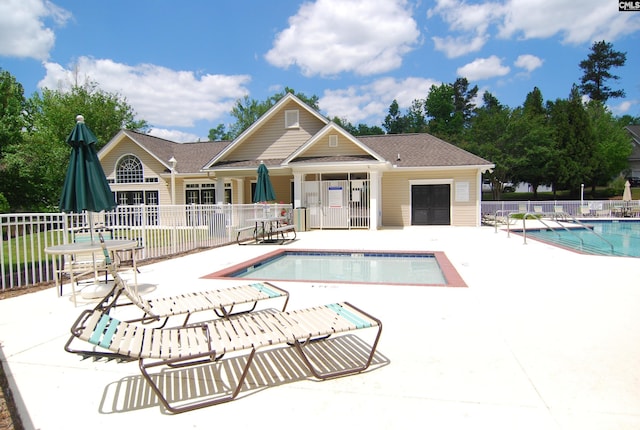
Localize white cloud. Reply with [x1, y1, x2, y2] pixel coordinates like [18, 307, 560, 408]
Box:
[499, 0, 640, 43]
[514, 54, 543, 72]
[610, 100, 637, 115]
[148, 128, 202, 143]
[428, 0, 503, 57]
[432, 35, 488, 58]
[429, 0, 640, 56]
[265, 0, 420, 76]
[38, 56, 251, 128]
[319, 76, 439, 124]
[429, 0, 504, 33]
[0, 0, 70, 60]
[457, 55, 510, 81]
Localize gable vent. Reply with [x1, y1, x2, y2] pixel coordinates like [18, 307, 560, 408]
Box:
[329, 135, 338, 147]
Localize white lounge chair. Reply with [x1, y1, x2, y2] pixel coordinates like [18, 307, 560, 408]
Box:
[94, 233, 290, 327]
[67, 301, 382, 413]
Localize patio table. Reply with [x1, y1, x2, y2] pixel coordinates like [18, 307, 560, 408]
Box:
[247, 216, 286, 244]
[45, 239, 138, 306]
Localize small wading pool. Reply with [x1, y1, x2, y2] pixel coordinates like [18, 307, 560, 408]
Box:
[204, 249, 467, 287]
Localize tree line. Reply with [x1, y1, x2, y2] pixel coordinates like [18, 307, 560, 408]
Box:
[0, 41, 637, 212]
[209, 41, 637, 199]
[0, 76, 148, 212]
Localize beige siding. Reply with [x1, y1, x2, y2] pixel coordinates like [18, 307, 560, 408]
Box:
[303, 134, 368, 157]
[228, 101, 325, 160]
[101, 137, 174, 205]
[381, 169, 480, 227]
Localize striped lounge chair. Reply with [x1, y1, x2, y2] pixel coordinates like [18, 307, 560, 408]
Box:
[94, 233, 290, 327]
[67, 301, 383, 413]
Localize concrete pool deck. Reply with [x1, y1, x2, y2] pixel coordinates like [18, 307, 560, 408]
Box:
[1, 226, 639, 429]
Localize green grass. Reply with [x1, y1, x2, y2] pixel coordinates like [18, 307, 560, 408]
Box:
[2, 231, 68, 268]
[2, 227, 215, 273]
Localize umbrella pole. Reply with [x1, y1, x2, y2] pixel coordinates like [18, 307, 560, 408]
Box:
[88, 211, 95, 243]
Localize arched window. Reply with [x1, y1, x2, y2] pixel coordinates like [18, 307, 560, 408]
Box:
[116, 155, 144, 184]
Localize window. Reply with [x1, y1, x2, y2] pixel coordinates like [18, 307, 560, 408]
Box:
[329, 135, 338, 147]
[285, 110, 299, 128]
[185, 183, 231, 204]
[116, 155, 144, 184]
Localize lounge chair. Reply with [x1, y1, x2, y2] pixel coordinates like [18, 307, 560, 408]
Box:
[67, 301, 382, 413]
[92, 233, 290, 327]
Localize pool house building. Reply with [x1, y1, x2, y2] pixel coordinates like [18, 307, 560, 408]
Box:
[98, 93, 494, 229]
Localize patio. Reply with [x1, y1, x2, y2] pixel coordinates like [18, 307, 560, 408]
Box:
[1, 226, 639, 429]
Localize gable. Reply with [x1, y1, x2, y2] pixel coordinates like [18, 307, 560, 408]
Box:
[204, 93, 328, 169]
[100, 136, 168, 181]
[224, 100, 325, 161]
[299, 132, 370, 158]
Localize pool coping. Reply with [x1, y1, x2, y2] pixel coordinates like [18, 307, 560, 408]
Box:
[202, 248, 468, 288]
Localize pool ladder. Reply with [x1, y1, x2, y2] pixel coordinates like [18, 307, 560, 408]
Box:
[504, 210, 615, 254]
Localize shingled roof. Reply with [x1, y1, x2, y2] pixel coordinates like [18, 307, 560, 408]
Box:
[121, 130, 228, 173]
[114, 129, 492, 173]
[628, 125, 640, 145]
[358, 133, 491, 168]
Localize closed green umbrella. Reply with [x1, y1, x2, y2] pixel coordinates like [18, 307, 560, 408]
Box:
[59, 115, 116, 240]
[253, 162, 276, 203]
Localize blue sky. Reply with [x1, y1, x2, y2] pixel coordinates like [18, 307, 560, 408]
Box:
[1, 0, 639, 142]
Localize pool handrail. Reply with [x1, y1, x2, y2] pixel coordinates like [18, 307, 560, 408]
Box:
[519, 211, 614, 254]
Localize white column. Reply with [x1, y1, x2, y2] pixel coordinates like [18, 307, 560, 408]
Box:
[293, 173, 303, 208]
[369, 170, 380, 230]
[169, 157, 176, 205]
[216, 177, 225, 204]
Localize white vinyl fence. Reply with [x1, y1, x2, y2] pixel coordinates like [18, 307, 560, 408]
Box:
[1, 203, 292, 290]
[481, 200, 640, 218]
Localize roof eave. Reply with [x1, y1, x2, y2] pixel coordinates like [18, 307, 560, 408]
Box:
[389, 164, 495, 172]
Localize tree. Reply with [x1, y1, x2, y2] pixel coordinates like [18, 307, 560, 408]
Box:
[452, 77, 478, 127]
[424, 83, 462, 141]
[25, 83, 148, 150]
[331, 117, 384, 136]
[4, 82, 148, 211]
[579, 40, 627, 102]
[404, 99, 428, 133]
[0, 69, 26, 158]
[382, 99, 407, 134]
[586, 101, 633, 190]
[509, 88, 556, 198]
[547, 85, 596, 196]
[208, 123, 232, 141]
[0, 69, 27, 211]
[466, 91, 513, 198]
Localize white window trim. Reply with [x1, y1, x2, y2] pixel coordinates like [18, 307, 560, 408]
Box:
[285, 110, 299, 129]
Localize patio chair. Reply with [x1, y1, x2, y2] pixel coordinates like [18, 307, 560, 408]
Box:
[58, 228, 113, 300]
[66, 301, 382, 413]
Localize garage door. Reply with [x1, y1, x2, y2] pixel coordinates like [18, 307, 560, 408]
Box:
[411, 184, 450, 225]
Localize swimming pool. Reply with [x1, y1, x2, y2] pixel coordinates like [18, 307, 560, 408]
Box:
[205, 249, 467, 287]
[523, 220, 640, 257]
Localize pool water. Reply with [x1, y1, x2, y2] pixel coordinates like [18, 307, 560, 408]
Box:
[525, 220, 640, 257]
[206, 250, 467, 286]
